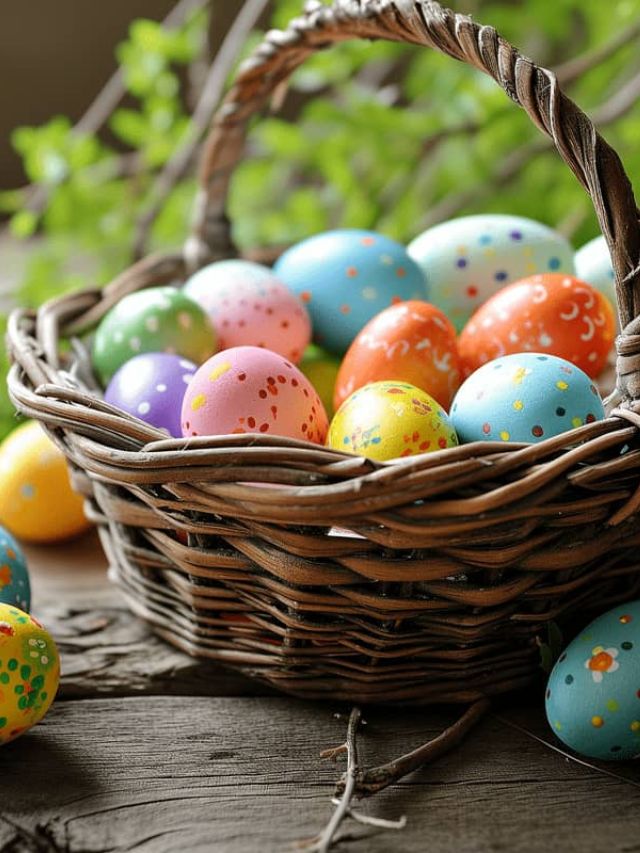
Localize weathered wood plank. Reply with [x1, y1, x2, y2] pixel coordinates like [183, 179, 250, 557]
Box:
[2, 697, 639, 853]
[23, 532, 270, 698]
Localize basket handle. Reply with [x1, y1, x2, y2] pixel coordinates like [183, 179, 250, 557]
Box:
[187, 0, 640, 396]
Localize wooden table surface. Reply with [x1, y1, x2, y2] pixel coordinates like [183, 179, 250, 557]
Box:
[2, 531, 639, 853]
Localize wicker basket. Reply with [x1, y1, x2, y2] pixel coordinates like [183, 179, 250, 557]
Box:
[7, 0, 640, 706]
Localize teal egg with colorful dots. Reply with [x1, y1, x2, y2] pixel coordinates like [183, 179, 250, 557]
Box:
[92, 286, 217, 385]
[407, 214, 575, 332]
[0, 527, 30, 611]
[450, 352, 605, 444]
[546, 600, 640, 760]
[0, 604, 60, 745]
[575, 235, 616, 312]
[273, 230, 427, 355]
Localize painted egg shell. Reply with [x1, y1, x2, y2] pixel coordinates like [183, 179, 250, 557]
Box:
[104, 353, 196, 438]
[299, 345, 341, 418]
[407, 214, 575, 332]
[0, 421, 91, 543]
[183, 260, 311, 363]
[334, 300, 461, 412]
[450, 352, 604, 444]
[0, 603, 60, 745]
[458, 273, 615, 378]
[546, 600, 640, 760]
[327, 381, 458, 462]
[181, 346, 329, 444]
[273, 229, 427, 355]
[93, 286, 216, 385]
[574, 235, 616, 310]
[0, 528, 30, 611]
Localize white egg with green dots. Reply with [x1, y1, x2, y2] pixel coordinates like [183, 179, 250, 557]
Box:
[407, 214, 575, 332]
[546, 600, 640, 760]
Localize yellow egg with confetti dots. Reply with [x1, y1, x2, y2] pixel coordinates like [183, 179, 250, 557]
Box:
[327, 381, 458, 462]
[0, 421, 91, 543]
[0, 603, 60, 745]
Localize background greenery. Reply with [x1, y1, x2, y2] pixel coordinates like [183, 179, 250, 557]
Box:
[1, 0, 639, 439]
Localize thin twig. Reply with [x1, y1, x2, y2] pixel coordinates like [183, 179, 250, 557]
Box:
[555, 19, 640, 86]
[21, 0, 207, 220]
[336, 697, 491, 798]
[132, 0, 269, 260]
[330, 800, 407, 830]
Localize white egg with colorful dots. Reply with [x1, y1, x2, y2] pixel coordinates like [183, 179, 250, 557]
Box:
[574, 235, 616, 310]
[407, 214, 575, 332]
[273, 229, 427, 355]
[546, 600, 640, 760]
[450, 352, 605, 444]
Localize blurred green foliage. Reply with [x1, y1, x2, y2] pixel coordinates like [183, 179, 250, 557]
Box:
[1, 0, 639, 439]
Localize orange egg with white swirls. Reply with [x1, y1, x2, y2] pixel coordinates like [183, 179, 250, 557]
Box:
[334, 301, 462, 412]
[458, 273, 616, 379]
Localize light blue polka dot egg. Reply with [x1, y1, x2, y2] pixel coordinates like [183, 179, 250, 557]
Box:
[450, 352, 604, 444]
[0, 526, 30, 611]
[574, 235, 616, 310]
[273, 230, 427, 355]
[546, 600, 640, 760]
[407, 214, 575, 332]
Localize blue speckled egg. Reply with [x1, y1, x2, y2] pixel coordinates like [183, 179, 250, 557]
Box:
[407, 214, 575, 332]
[450, 352, 604, 444]
[575, 235, 616, 310]
[0, 526, 30, 611]
[546, 600, 640, 760]
[273, 229, 427, 355]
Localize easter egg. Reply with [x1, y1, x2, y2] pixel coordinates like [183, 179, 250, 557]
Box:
[273, 229, 427, 355]
[104, 353, 196, 438]
[0, 603, 60, 745]
[450, 353, 605, 444]
[92, 286, 216, 385]
[181, 346, 329, 444]
[334, 300, 461, 412]
[407, 214, 575, 331]
[0, 421, 91, 543]
[183, 259, 311, 362]
[327, 381, 458, 462]
[458, 273, 615, 378]
[299, 345, 341, 417]
[574, 235, 616, 310]
[0, 529, 30, 611]
[546, 600, 640, 760]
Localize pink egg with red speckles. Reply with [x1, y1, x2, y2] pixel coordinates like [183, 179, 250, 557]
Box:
[183, 260, 311, 364]
[181, 346, 328, 444]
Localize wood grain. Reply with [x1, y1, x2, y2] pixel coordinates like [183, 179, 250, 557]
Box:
[2, 697, 640, 853]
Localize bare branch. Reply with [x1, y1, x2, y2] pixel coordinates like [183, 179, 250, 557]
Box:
[555, 19, 640, 86]
[131, 0, 269, 260]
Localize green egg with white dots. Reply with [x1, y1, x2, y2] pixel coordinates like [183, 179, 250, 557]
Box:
[546, 600, 640, 760]
[92, 286, 217, 385]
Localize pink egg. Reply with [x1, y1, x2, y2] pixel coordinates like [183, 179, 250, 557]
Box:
[183, 260, 311, 363]
[181, 346, 329, 444]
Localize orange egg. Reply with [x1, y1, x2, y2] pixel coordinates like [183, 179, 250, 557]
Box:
[334, 301, 462, 411]
[458, 274, 616, 378]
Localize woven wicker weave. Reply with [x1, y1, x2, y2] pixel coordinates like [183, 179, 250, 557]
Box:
[7, 0, 640, 705]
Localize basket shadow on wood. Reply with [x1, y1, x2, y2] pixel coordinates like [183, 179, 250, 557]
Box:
[7, 0, 640, 705]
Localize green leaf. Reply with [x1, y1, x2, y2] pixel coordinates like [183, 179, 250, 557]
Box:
[9, 210, 38, 238]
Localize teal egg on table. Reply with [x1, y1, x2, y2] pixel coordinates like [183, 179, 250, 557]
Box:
[273, 229, 427, 355]
[0, 526, 30, 611]
[450, 352, 604, 444]
[574, 235, 616, 310]
[407, 214, 575, 332]
[92, 286, 217, 385]
[546, 600, 640, 760]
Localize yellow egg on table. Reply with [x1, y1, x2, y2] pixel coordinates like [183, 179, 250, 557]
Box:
[299, 345, 341, 417]
[0, 603, 60, 745]
[327, 381, 458, 462]
[0, 421, 91, 543]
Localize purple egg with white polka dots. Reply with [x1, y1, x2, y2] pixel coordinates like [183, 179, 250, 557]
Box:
[104, 353, 197, 437]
